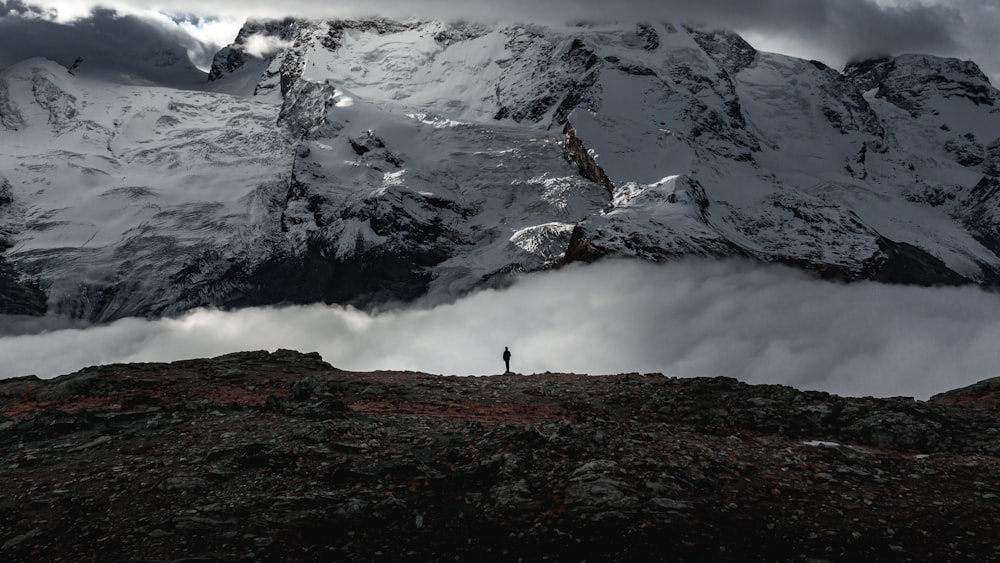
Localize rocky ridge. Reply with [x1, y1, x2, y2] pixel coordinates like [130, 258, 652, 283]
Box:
[1, 350, 998, 561]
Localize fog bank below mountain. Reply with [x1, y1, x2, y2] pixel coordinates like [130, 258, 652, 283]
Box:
[2, 259, 998, 399]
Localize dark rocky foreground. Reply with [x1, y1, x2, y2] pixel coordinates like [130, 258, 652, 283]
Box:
[1, 350, 998, 562]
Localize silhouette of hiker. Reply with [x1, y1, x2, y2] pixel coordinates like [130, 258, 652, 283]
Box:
[503, 346, 511, 374]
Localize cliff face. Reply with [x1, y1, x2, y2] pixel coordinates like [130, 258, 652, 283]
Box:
[1, 350, 998, 561]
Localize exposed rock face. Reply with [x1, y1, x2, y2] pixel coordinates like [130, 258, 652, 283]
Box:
[961, 176, 1000, 266]
[0, 257, 45, 315]
[0, 176, 45, 314]
[563, 122, 614, 194]
[845, 55, 998, 118]
[0, 77, 25, 130]
[1, 350, 999, 561]
[687, 27, 757, 74]
[491, 29, 602, 127]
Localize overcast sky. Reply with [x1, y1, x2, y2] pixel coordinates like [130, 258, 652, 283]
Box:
[3, 259, 1000, 400]
[0, 0, 998, 83]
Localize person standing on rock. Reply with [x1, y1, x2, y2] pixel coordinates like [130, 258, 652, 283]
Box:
[503, 346, 511, 374]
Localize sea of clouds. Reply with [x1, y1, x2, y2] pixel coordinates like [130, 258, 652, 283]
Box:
[2, 259, 999, 400]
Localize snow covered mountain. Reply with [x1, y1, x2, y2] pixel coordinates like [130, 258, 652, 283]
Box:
[2, 18, 1000, 321]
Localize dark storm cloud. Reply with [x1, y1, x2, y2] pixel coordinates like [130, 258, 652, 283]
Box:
[719, 0, 961, 62]
[0, 0, 46, 17]
[0, 5, 211, 81]
[3, 260, 1000, 400]
[568, 0, 961, 59]
[950, 0, 1000, 84]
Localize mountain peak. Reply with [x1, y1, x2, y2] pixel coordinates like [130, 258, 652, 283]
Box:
[845, 53, 998, 116]
[0, 58, 81, 132]
[685, 25, 758, 74]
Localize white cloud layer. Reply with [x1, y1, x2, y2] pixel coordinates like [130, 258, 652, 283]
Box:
[2, 260, 999, 400]
[242, 33, 296, 58]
